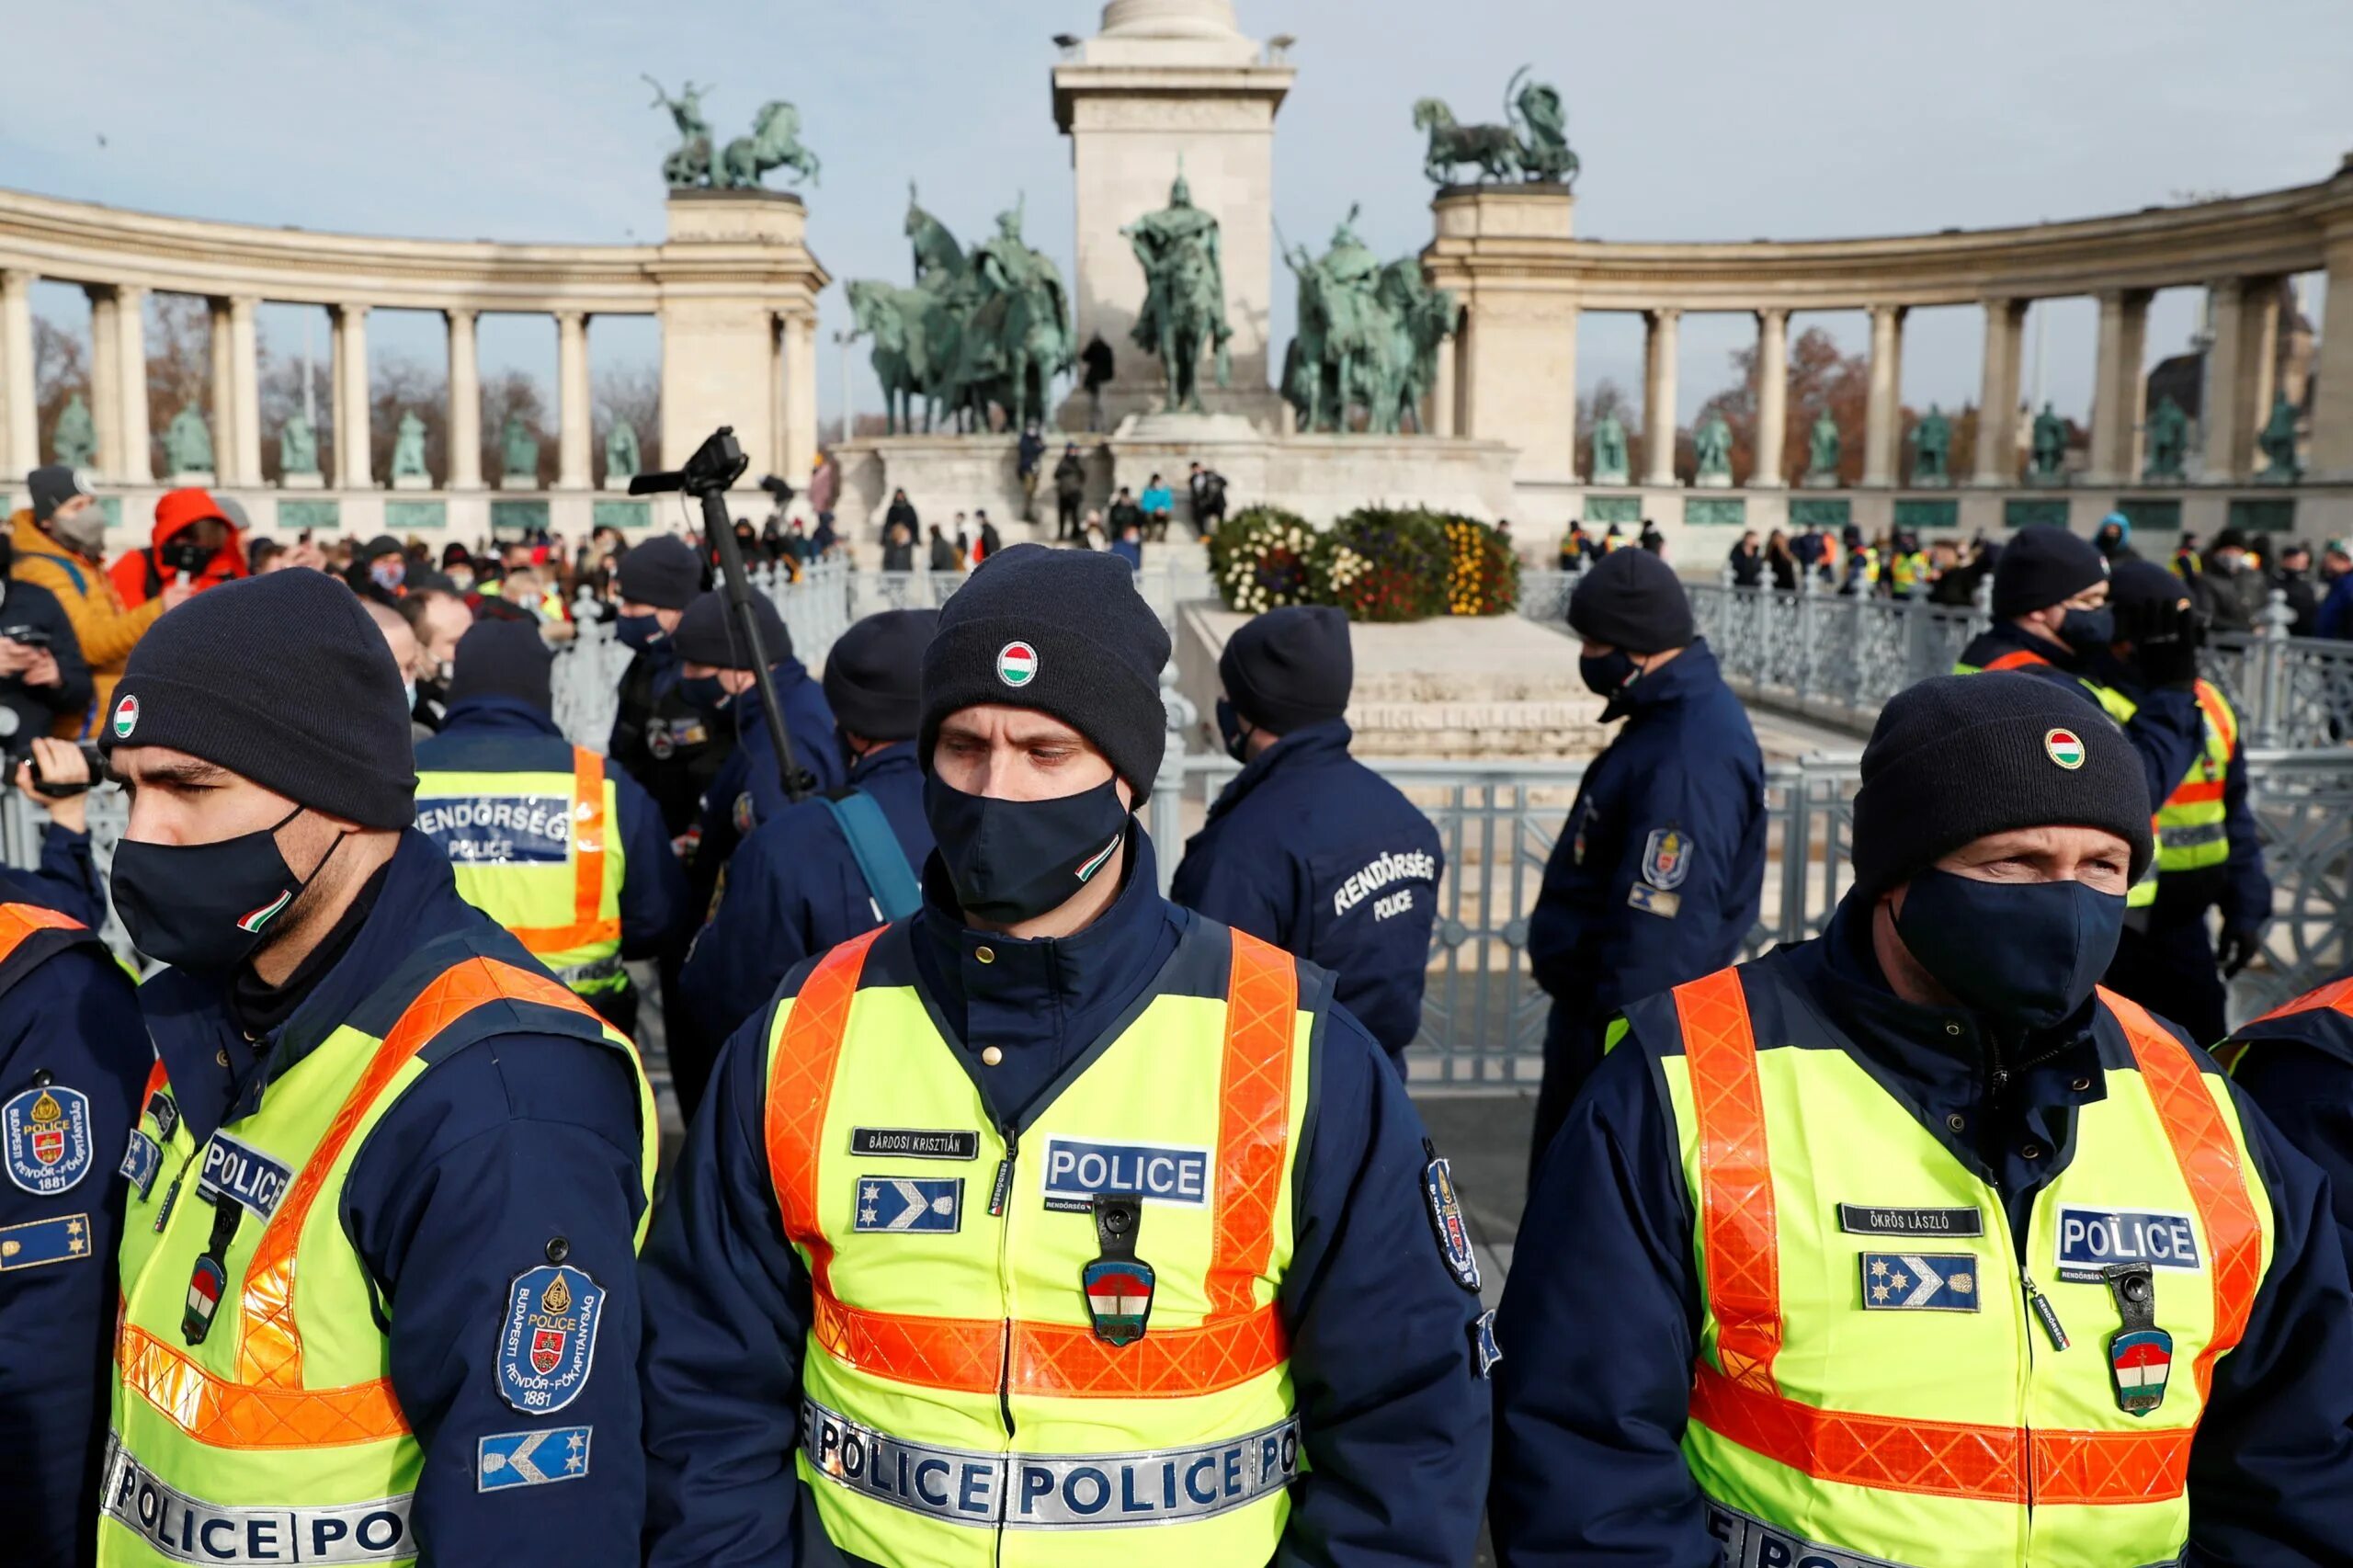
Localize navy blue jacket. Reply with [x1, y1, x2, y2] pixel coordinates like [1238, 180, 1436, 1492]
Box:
[20, 824, 106, 930]
[2227, 969, 2353, 1263]
[1491, 899, 2353, 1565]
[0, 575, 94, 745]
[414, 693, 688, 961]
[1957, 621, 2204, 814]
[676, 740, 929, 1052]
[1528, 640, 1764, 1121]
[1171, 722, 1443, 1062]
[135, 834, 651, 1566]
[640, 827, 1492, 1567]
[688, 659, 843, 903]
[0, 873, 147, 1568]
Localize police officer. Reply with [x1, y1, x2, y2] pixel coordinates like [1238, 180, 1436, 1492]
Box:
[606, 535, 720, 842]
[1529, 548, 1765, 1166]
[415, 619, 687, 1034]
[0, 763, 147, 1565]
[2220, 968, 2353, 1256]
[2093, 560, 2268, 1044]
[1492, 672, 2353, 1565]
[675, 608, 937, 1055]
[1171, 605, 1443, 1070]
[640, 544, 1489, 1567]
[95, 571, 655, 1565]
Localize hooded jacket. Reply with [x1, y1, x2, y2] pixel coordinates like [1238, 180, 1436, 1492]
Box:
[108, 487, 247, 608]
[8, 508, 162, 736]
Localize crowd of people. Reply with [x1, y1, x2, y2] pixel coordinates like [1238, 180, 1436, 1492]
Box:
[881, 445, 1230, 574]
[6, 447, 2353, 1566]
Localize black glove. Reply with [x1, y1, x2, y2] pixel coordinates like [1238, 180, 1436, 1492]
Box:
[2217, 927, 2264, 979]
[2116, 597, 2203, 689]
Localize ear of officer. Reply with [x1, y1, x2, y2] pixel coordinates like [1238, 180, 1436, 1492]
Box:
[638, 543, 1493, 1567]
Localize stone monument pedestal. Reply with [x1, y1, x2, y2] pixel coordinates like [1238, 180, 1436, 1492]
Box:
[392, 473, 432, 491]
[1590, 463, 1629, 487]
[281, 472, 324, 489]
[1802, 472, 1840, 489]
[1913, 473, 1952, 489]
[603, 478, 637, 494]
[1695, 472, 1732, 489]
[499, 475, 536, 492]
[169, 471, 216, 488]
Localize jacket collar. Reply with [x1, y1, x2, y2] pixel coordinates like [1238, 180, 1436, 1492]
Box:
[848, 740, 917, 788]
[1978, 619, 2080, 672]
[1603, 636, 1724, 723]
[438, 693, 564, 739]
[1207, 720, 1351, 823]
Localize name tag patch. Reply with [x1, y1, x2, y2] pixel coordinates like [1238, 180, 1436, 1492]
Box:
[495, 1264, 605, 1415]
[1859, 1252, 1980, 1311]
[856, 1176, 963, 1234]
[851, 1127, 979, 1161]
[120, 1131, 163, 1200]
[2055, 1207, 2202, 1283]
[415, 794, 574, 864]
[3, 1082, 93, 1195]
[0, 1211, 91, 1270]
[1708, 1498, 1914, 1568]
[1838, 1203, 1984, 1238]
[477, 1426, 592, 1492]
[1040, 1138, 1210, 1214]
[196, 1133, 293, 1222]
[1626, 883, 1681, 919]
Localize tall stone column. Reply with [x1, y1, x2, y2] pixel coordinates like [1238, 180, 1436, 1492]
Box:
[332, 303, 371, 488]
[2086, 288, 2151, 483]
[1862, 304, 1905, 487]
[446, 309, 483, 489]
[0, 271, 35, 478]
[1972, 298, 2026, 485]
[228, 297, 261, 486]
[115, 285, 153, 484]
[1643, 307, 1680, 486]
[556, 310, 592, 490]
[1752, 308, 1790, 488]
[2200, 277, 2279, 482]
[208, 298, 237, 481]
[86, 288, 120, 478]
[2313, 233, 2353, 483]
[779, 311, 818, 484]
[1429, 328, 1457, 438]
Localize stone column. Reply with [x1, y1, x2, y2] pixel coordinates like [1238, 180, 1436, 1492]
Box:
[1972, 298, 2027, 485]
[115, 285, 153, 484]
[0, 270, 35, 477]
[1753, 308, 1790, 488]
[446, 309, 483, 490]
[208, 299, 236, 481]
[1862, 304, 1906, 487]
[332, 303, 371, 488]
[86, 288, 120, 477]
[780, 311, 817, 484]
[1643, 307, 1680, 486]
[2313, 233, 2353, 482]
[228, 297, 262, 486]
[2086, 288, 2151, 483]
[1429, 328, 1457, 438]
[556, 311, 592, 489]
[2200, 277, 2279, 482]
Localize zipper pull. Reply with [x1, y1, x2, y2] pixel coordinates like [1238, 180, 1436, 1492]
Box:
[2023, 1268, 2069, 1351]
[152, 1170, 187, 1233]
[988, 1128, 1018, 1218]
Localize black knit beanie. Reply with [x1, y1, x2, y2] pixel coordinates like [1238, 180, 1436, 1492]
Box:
[100, 572, 417, 829]
[824, 608, 935, 743]
[27, 465, 89, 524]
[919, 543, 1170, 802]
[2106, 558, 2190, 616]
[1992, 525, 2107, 619]
[616, 535, 705, 610]
[1567, 547, 1694, 653]
[446, 619, 554, 714]
[1221, 605, 1352, 733]
[1850, 672, 2154, 905]
[673, 591, 792, 669]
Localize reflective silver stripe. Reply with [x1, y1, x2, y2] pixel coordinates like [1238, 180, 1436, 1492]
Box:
[2161, 820, 2227, 849]
[99, 1435, 413, 1564]
[555, 956, 625, 985]
[800, 1397, 1297, 1530]
[1705, 1498, 1925, 1568]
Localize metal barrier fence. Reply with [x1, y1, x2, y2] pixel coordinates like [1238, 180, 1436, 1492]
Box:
[1146, 745, 2353, 1083]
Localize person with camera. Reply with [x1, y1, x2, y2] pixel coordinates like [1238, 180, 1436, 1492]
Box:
[12, 466, 190, 740]
[0, 534, 92, 751]
[108, 485, 248, 608]
[9, 737, 113, 926]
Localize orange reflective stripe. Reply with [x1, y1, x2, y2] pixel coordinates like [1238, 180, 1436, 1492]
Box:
[2101, 989, 2262, 1401]
[1674, 968, 1780, 1392]
[235, 957, 610, 1387]
[2250, 973, 2353, 1028]
[766, 927, 886, 1300]
[2194, 681, 2238, 757]
[140, 1057, 169, 1107]
[1984, 649, 2052, 672]
[0, 900, 86, 950]
[1207, 929, 1296, 1317]
[119, 1324, 405, 1449]
[508, 748, 618, 953]
[2166, 778, 2225, 807]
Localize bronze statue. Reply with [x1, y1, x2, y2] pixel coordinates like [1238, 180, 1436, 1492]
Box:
[1506, 67, 1578, 186]
[1279, 209, 1387, 432]
[1806, 411, 1840, 482]
[1124, 171, 1232, 415]
[1591, 410, 1630, 482]
[2143, 395, 2188, 480]
[1694, 413, 1733, 481]
[163, 405, 213, 476]
[279, 413, 319, 477]
[2256, 392, 2301, 483]
[1415, 68, 1577, 187]
[645, 76, 714, 187]
[605, 418, 642, 482]
[2029, 402, 2066, 480]
[51, 393, 96, 467]
[719, 100, 819, 188]
[1911, 404, 1952, 484]
[391, 411, 429, 481]
[1375, 260, 1456, 435]
[502, 414, 540, 485]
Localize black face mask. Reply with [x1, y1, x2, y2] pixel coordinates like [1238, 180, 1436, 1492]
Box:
[1579, 650, 1639, 699]
[109, 806, 347, 975]
[1214, 698, 1255, 765]
[2058, 607, 2116, 654]
[159, 540, 216, 577]
[922, 772, 1131, 926]
[1894, 868, 2124, 1033]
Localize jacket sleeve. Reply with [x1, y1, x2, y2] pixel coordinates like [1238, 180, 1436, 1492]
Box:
[675, 823, 814, 1054]
[0, 949, 150, 1565]
[1276, 1005, 1489, 1568]
[18, 554, 164, 672]
[342, 1033, 650, 1568]
[2183, 1083, 2353, 1560]
[1586, 757, 1760, 1021]
[640, 999, 815, 1567]
[1526, 789, 1596, 1000]
[2118, 686, 2205, 817]
[2229, 1033, 2353, 1249]
[2216, 741, 2269, 932]
[1169, 830, 1294, 952]
[31, 825, 105, 928]
[1490, 1022, 1717, 1566]
[33, 588, 92, 721]
[613, 770, 687, 959]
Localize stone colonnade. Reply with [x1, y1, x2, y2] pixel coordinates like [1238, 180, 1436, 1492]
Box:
[0, 187, 828, 537]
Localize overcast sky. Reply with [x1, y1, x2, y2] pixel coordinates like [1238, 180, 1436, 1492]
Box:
[6, 0, 2347, 431]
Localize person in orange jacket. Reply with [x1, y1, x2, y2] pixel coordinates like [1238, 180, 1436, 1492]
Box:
[108, 485, 247, 608]
[9, 466, 193, 737]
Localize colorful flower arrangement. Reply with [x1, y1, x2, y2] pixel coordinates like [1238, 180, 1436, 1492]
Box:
[1319, 507, 1449, 622]
[1207, 506, 1327, 613]
[1443, 515, 1520, 617]
[1211, 506, 1518, 621]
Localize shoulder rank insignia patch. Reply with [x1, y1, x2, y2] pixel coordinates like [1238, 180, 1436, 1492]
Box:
[1626, 882, 1681, 919]
[478, 1426, 592, 1491]
[1423, 1144, 1482, 1293]
[732, 790, 757, 835]
[3, 1083, 93, 1196]
[1472, 1308, 1502, 1379]
[497, 1264, 606, 1415]
[645, 718, 675, 761]
[119, 1130, 162, 1201]
[854, 1176, 963, 1233]
[1859, 1252, 1980, 1312]
[0, 1211, 91, 1270]
[1641, 827, 1692, 891]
